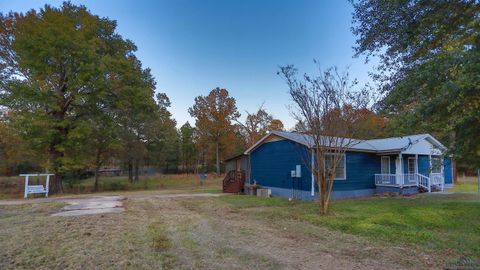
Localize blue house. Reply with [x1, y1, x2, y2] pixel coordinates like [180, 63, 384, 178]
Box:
[242, 131, 454, 200]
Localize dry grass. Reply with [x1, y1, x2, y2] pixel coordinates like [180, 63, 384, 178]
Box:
[0, 174, 223, 199]
[2, 194, 477, 269]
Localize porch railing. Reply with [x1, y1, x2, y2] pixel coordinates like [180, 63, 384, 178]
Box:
[374, 174, 397, 185]
[430, 173, 444, 191]
[417, 173, 430, 191]
[374, 173, 419, 186]
[403, 173, 418, 185]
[375, 173, 444, 192]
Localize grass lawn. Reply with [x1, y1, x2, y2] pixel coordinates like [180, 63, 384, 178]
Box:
[219, 193, 480, 258]
[0, 192, 479, 269]
[448, 176, 479, 193]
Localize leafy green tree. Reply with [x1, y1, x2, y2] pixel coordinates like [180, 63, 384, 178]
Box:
[87, 114, 121, 191]
[0, 3, 153, 192]
[145, 93, 179, 173]
[0, 113, 42, 175]
[351, 0, 480, 169]
[179, 122, 197, 173]
[114, 60, 158, 182]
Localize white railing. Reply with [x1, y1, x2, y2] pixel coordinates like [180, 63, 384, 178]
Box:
[403, 173, 418, 185]
[375, 173, 443, 193]
[374, 174, 397, 185]
[430, 173, 444, 191]
[374, 174, 419, 187]
[416, 173, 430, 192]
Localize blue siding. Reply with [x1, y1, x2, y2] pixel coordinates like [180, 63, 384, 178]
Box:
[444, 157, 453, 184]
[418, 155, 430, 176]
[250, 140, 381, 193]
[333, 152, 380, 191]
[250, 140, 311, 191]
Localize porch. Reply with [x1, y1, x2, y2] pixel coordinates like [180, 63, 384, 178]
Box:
[376, 151, 446, 193]
[375, 173, 445, 192]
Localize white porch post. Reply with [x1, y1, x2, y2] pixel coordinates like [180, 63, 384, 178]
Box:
[428, 154, 435, 191]
[311, 149, 315, 196]
[429, 155, 432, 176]
[399, 153, 403, 186]
[415, 154, 419, 187]
[415, 154, 418, 174]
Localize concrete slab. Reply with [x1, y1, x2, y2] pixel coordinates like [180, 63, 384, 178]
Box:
[62, 196, 124, 210]
[52, 207, 124, 217]
[0, 192, 227, 217]
[52, 196, 125, 217]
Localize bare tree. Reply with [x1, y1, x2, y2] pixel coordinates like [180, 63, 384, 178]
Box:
[279, 63, 369, 215]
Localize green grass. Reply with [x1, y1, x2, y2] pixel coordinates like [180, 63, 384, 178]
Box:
[219, 193, 480, 257]
[448, 176, 479, 193]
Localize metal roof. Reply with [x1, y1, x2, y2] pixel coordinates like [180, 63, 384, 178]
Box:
[245, 131, 447, 154]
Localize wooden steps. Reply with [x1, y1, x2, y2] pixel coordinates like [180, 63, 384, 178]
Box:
[223, 170, 245, 193]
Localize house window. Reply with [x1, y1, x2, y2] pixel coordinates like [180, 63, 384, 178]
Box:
[325, 153, 346, 180]
[381, 156, 390, 174]
[431, 156, 442, 173]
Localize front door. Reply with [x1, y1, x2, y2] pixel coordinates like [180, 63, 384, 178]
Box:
[407, 157, 416, 183]
[408, 158, 416, 174]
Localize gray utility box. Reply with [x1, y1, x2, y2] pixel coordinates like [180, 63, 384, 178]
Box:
[244, 184, 259, 196]
[257, 188, 271, 198]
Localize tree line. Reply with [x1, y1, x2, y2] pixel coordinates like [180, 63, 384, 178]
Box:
[351, 0, 480, 172]
[0, 2, 292, 191]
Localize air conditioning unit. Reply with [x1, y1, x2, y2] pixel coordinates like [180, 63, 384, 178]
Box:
[257, 188, 271, 198]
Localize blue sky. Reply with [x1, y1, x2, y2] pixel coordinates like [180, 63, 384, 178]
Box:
[0, 0, 375, 129]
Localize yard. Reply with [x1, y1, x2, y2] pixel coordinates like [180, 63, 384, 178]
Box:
[448, 176, 479, 193]
[0, 174, 223, 199]
[0, 191, 479, 269]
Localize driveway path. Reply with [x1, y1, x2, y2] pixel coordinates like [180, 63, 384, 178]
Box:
[0, 192, 228, 216]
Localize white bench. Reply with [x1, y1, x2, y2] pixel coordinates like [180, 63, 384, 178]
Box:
[20, 174, 54, 198]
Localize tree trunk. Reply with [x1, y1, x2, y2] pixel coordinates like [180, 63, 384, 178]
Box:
[94, 149, 102, 192]
[134, 159, 139, 182]
[49, 144, 63, 194]
[477, 169, 480, 194]
[51, 173, 63, 194]
[48, 89, 70, 194]
[317, 170, 334, 215]
[128, 161, 133, 183]
[216, 141, 220, 175]
[94, 166, 100, 192]
[319, 173, 327, 215]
